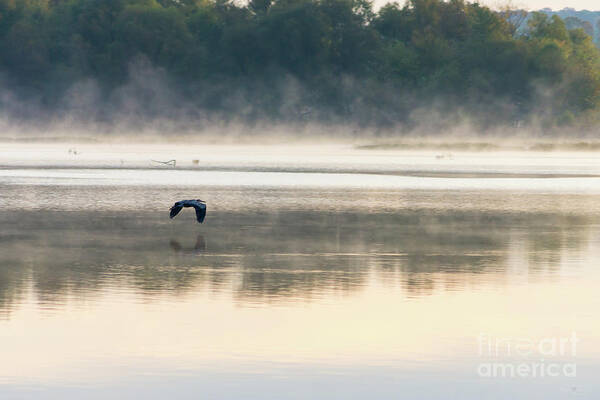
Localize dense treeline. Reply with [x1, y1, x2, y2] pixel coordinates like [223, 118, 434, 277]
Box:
[1, 0, 600, 132]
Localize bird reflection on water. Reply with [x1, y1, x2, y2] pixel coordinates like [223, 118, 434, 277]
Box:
[169, 234, 207, 254]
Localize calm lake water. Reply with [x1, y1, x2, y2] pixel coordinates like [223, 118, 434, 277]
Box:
[1, 144, 599, 399]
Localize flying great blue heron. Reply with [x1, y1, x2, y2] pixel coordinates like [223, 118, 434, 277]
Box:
[170, 199, 207, 223]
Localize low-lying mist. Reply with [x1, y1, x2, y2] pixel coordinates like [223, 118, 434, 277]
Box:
[1, 56, 597, 146]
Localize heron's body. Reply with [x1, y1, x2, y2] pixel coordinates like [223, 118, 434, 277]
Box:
[170, 199, 207, 223]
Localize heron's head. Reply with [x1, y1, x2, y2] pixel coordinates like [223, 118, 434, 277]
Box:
[197, 199, 205, 203]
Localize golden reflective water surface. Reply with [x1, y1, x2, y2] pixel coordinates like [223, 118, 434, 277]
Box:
[1, 145, 599, 399]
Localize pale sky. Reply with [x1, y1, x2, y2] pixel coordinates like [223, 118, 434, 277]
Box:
[375, 1, 600, 11]
[483, 0, 600, 11]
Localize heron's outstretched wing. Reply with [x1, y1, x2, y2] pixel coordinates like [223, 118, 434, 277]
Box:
[170, 203, 183, 219]
[194, 203, 207, 223]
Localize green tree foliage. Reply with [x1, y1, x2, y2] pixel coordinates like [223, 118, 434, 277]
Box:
[564, 16, 594, 38]
[1, 0, 600, 130]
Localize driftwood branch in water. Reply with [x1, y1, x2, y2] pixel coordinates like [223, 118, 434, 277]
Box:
[151, 159, 176, 167]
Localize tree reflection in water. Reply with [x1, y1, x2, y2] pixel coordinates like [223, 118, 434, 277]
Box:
[0, 207, 596, 316]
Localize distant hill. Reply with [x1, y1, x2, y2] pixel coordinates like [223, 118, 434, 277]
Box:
[539, 8, 600, 42]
